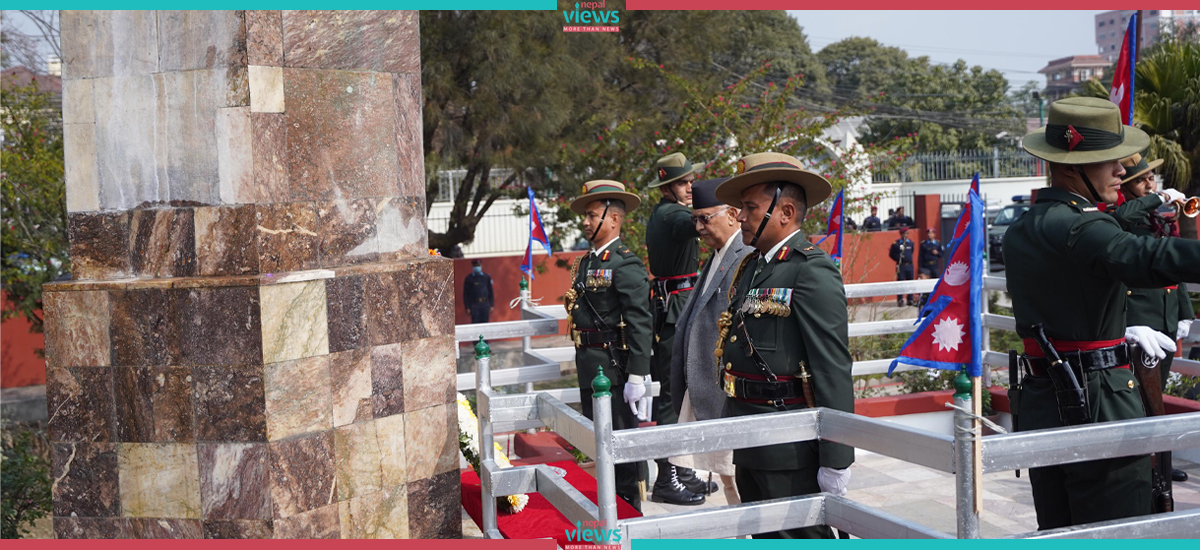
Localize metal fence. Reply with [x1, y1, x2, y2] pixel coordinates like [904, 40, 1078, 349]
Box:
[873, 148, 1043, 184]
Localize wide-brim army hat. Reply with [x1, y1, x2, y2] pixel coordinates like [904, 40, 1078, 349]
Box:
[647, 152, 697, 188]
[714, 152, 832, 207]
[1119, 152, 1164, 184]
[570, 180, 642, 215]
[1022, 97, 1149, 165]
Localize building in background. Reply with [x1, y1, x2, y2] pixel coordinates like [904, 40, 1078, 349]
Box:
[1037, 55, 1111, 100]
[1095, 10, 1200, 62]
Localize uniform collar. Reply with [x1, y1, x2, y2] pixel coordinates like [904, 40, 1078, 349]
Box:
[591, 236, 620, 256]
[764, 229, 803, 264]
[1038, 186, 1095, 207]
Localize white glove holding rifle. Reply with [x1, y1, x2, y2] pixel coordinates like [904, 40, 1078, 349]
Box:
[624, 374, 646, 416]
[817, 467, 851, 497]
[1125, 325, 1176, 361]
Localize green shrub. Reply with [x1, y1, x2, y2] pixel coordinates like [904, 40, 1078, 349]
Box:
[1, 427, 52, 539]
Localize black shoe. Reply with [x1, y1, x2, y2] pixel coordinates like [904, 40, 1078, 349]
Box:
[896, 301, 904, 307]
[651, 465, 705, 506]
[1172, 468, 1188, 482]
[676, 467, 718, 495]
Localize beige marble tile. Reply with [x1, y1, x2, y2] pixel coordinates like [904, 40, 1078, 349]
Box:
[63, 78, 96, 124]
[334, 421, 383, 501]
[43, 290, 110, 367]
[375, 414, 406, 488]
[401, 336, 455, 412]
[331, 348, 373, 427]
[118, 443, 202, 518]
[265, 355, 332, 441]
[216, 107, 254, 205]
[260, 279, 329, 364]
[338, 485, 409, 539]
[249, 65, 285, 113]
[403, 404, 457, 481]
[64, 123, 100, 213]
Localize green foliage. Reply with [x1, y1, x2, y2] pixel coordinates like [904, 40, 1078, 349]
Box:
[1, 426, 52, 539]
[1, 81, 68, 335]
[1132, 33, 1200, 195]
[1164, 372, 1199, 402]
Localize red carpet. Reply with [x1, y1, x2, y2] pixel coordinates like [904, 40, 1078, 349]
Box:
[461, 460, 642, 546]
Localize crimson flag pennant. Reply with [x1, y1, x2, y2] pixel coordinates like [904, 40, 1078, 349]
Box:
[1109, 13, 1137, 125]
[520, 187, 552, 280]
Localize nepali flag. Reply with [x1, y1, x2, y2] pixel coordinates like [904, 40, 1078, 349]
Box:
[888, 189, 985, 377]
[1109, 12, 1137, 125]
[951, 173, 980, 240]
[520, 187, 552, 280]
[816, 189, 844, 262]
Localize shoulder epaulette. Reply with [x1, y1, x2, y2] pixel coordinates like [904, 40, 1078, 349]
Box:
[797, 244, 824, 259]
[601, 250, 611, 261]
[776, 245, 791, 261]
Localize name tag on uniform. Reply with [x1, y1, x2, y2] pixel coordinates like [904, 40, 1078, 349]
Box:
[742, 288, 793, 317]
[586, 269, 613, 288]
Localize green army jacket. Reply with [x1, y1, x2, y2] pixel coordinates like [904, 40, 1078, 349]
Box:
[1108, 194, 1195, 334]
[646, 199, 700, 324]
[571, 238, 654, 377]
[1002, 187, 1200, 343]
[720, 230, 855, 471]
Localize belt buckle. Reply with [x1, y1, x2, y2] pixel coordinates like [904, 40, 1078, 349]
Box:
[771, 398, 785, 409]
[723, 372, 737, 398]
[572, 330, 582, 347]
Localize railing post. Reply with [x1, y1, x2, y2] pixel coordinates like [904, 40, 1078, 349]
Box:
[591, 370, 619, 541]
[992, 146, 1000, 179]
[954, 370, 980, 539]
[476, 336, 499, 537]
[519, 278, 535, 395]
[981, 287, 992, 389]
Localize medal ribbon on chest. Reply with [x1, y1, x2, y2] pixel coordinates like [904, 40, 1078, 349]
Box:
[743, 287, 793, 317]
[585, 269, 613, 289]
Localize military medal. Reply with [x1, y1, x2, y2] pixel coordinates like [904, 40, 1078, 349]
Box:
[746, 288, 793, 316]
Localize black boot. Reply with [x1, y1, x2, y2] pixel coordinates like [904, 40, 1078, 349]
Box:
[1172, 468, 1188, 482]
[676, 466, 719, 495]
[651, 462, 704, 505]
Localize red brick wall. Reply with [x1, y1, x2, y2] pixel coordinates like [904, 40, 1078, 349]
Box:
[452, 251, 585, 330]
[1, 296, 46, 388]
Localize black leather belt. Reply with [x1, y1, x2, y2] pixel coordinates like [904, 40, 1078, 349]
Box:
[722, 372, 807, 405]
[573, 328, 619, 348]
[1025, 343, 1130, 377]
[652, 274, 698, 296]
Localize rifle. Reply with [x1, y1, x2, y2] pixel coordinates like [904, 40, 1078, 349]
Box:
[1131, 346, 1174, 513]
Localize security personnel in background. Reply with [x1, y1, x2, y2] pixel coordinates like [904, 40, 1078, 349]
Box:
[862, 205, 882, 232]
[1108, 152, 1194, 483]
[645, 152, 710, 504]
[889, 226, 916, 306]
[463, 259, 494, 323]
[565, 180, 653, 511]
[918, 227, 943, 278]
[713, 152, 855, 539]
[1004, 97, 1200, 530]
[886, 206, 914, 230]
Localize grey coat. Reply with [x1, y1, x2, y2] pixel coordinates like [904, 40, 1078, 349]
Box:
[669, 236, 754, 420]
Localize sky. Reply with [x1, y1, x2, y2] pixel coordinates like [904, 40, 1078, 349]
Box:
[789, 10, 1106, 91]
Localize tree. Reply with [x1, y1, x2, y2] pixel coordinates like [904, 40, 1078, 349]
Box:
[1, 81, 69, 334]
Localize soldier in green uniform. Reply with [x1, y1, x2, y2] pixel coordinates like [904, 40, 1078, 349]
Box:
[1003, 97, 1200, 530]
[713, 152, 856, 539]
[565, 180, 653, 511]
[1107, 152, 1194, 483]
[645, 152, 711, 503]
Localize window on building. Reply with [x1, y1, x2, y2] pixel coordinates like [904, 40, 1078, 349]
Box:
[1053, 73, 1062, 81]
[1099, 21, 1106, 27]
[1110, 19, 1115, 24]
[1099, 46, 1105, 52]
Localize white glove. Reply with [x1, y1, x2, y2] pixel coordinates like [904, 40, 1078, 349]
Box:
[1125, 325, 1177, 361]
[817, 467, 851, 497]
[1158, 188, 1186, 206]
[1178, 319, 1193, 341]
[635, 375, 653, 421]
[624, 375, 646, 416]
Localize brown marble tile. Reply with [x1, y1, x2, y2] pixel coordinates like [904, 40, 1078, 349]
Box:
[401, 336, 455, 413]
[392, 72, 424, 196]
[273, 503, 339, 538]
[129, 207, 198, 278]
[269, 431, 336, 518]
[406, 470, 462, 539]
[69, 211, 131, 280]
[325, 275, 365, 353]
[156, 10, 247, 71]
[330, 348, 373, 427]
[52, 442, 120, 517]
[47, 367, 113, 443]
[195, 205, 259, 276]
[256, 202, 320, 274]
[375, 196, 427, 262]
[199, 443, 272, 520]
[203, 519, 274, 539]
[43, 290, 111, 368]
[180, 287, 263, 366]
[251, 113, 289, 202]
[119, 443, 202, 518]
[282, 11, 418, 73]
[193, 366, 267, 443]
[113, 366, 194, 443]
[370, 342, 403, 417]
[363, 271, 403, 347]
[282, 68, 399, 202]
[110, 288, 184, 366]
[128, 518, 204, 538]
[403, 403, 457, 481]
[338, 484, 409, 539]
[264, 355, 331, 441]
[398, 259, 454, 339]
[246, 11, 283, 66]
[318, 199, 378, 267]
[54, 517, 131, 539]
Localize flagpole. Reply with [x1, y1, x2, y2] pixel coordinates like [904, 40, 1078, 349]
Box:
[972, 375, 983, 514]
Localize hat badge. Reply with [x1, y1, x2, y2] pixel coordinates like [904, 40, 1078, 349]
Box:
[1065, 125, 1084, 151]
[581, 184, 589, 195]
[659, 167, 667, 179]
[736, 159, 746, 175]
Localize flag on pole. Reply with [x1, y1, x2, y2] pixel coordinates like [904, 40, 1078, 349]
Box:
[889, 190, 985, 377]
[1109, 12, 1137, 125]
[816, 189, 845, 262]
[520, 187, 552, 280]
[952, 173, 980, 241]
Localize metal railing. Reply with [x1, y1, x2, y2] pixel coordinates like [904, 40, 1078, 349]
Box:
[872, 148, 1043, 183]
[462, 276, 1200, 540]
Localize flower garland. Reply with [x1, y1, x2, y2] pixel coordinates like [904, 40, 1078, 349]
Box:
[457, 393, 529, 514]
